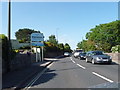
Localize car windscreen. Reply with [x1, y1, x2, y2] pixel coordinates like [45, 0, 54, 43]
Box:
[80, 53, 86, 55]
[93, 51, 103, 55]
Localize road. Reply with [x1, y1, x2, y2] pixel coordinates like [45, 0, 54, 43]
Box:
[26, 56, 119, 89]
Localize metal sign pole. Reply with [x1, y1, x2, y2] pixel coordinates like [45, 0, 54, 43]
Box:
[36, 47, 37, 62]
[42, 46, 44, 61]
[30, 41, 32, 63]
[39, 47, 41, 62]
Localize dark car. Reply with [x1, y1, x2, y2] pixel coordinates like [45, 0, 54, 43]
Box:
[85, 51, 112, 64]
[78, 52, 86, 60]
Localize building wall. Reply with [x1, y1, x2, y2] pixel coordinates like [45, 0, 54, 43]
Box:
[11, 39, 20, 49]
[11, 39, 30, 49]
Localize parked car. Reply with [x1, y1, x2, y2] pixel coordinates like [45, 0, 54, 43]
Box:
[64, 52, 70, 57]
[78, 52, 86, 60]
[85, 51, 112, 64]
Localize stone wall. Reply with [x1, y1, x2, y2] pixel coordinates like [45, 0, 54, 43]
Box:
[106, 53, 120, 63]
[10, 53, 35, 71]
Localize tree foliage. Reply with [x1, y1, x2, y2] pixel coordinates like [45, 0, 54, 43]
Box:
[47, 35, 58, 45]
[44, 35, 72, 53]
[15, 28, 40, 43]
[64, 43, 72, 52]
[111, 45, 120, 53]
[0, 34, 9, 62]
[77, 20, 120, 52]
[58, 43, 64, 51]
[0, 34, 16, 72]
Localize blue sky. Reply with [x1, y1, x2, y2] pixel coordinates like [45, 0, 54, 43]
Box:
[1, 2, 118, 49]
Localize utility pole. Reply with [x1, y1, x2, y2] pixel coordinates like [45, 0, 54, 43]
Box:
[8, 0, 11, 41]
[7, 0, 11, 71]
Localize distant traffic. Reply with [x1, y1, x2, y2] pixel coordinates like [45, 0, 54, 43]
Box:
[64, 49, 112, 65]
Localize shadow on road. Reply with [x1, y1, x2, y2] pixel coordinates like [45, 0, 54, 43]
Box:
[95, 62, 119, 65]
[31, 68, 57, 87]
[2, 60, 58, 90]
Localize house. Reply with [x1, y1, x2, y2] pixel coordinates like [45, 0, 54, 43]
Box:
[11, 39, 30, 49]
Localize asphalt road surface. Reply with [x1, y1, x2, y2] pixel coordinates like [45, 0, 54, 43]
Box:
[26, 56, 119, 89]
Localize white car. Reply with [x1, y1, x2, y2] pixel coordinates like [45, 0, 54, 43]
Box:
[73, 52, 80, 58]
[64, 52, 70, 57]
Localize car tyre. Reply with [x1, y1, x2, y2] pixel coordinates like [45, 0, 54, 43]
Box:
[92, 59, 95, 64]
[86, 58, 89, 63]
[79, 57, 81, 60]
[108, 61, 112, 64]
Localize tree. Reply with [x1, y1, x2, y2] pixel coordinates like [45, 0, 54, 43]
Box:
[77, 40, 96, 52]
[47, 35, 58, 45]
[64, 43, 72, 52]
[77, 20, 120, 52]
[58, 43, 64, 51]
[15, 28, 40, 43]
[44, 41, 58, 52]
[87, 20, 120, 52]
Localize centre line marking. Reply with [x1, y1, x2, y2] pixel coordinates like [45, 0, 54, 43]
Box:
[72, 60, 75, 63]
[92, 72, 114, 83]
[76, 64, 86, 69]
[70, 57, 75, 63]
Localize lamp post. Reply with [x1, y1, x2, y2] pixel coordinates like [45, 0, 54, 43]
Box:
[8, 0, 11, 41]
[7, 0, 11, 71]
[56, 28, 59, 43]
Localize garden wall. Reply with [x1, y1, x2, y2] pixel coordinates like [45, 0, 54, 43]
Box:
[106, 53, 120, 64]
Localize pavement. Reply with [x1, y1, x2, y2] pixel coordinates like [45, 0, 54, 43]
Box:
[112, 60, 120, 65]
[2, 58, 55, 90]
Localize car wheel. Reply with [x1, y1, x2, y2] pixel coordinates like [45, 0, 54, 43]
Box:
[108, 61, 112, 64]
[92, 59, 95, 64]
[79, 57, 81, 60]
[86, 58, 89, 63]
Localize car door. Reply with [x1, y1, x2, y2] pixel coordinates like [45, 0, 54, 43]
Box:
[89, 52, 93, 62]
[86, 52, 91, 62]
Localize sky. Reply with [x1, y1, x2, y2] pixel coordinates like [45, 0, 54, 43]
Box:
[1, 1, 118, 50]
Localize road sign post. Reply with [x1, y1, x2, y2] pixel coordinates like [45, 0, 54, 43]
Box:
[36, 47, 38, 62]
[31, 33, 44, 62]
[42, 46, 43, 61]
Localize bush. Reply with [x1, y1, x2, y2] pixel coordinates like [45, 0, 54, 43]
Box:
[0, 34, 9, 62]
[111, 45, 120, 53]
[19, 45, 31, 49]
[0, 34, 17, 72]
[0, 34, 10, 71]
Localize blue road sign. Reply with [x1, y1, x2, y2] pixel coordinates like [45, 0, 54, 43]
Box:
[31, 42, 44, 46]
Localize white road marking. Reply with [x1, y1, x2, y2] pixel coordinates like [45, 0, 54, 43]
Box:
[25, 62, 54, 90]
[72, 60, 75, 63]
[70, 57, 86, 69]
[92, 72, 114, 83]
[76, 64, 86, 69]
[70, 57, 76, 63]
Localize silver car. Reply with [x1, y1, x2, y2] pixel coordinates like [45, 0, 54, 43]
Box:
[85, 51, 112, 64]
